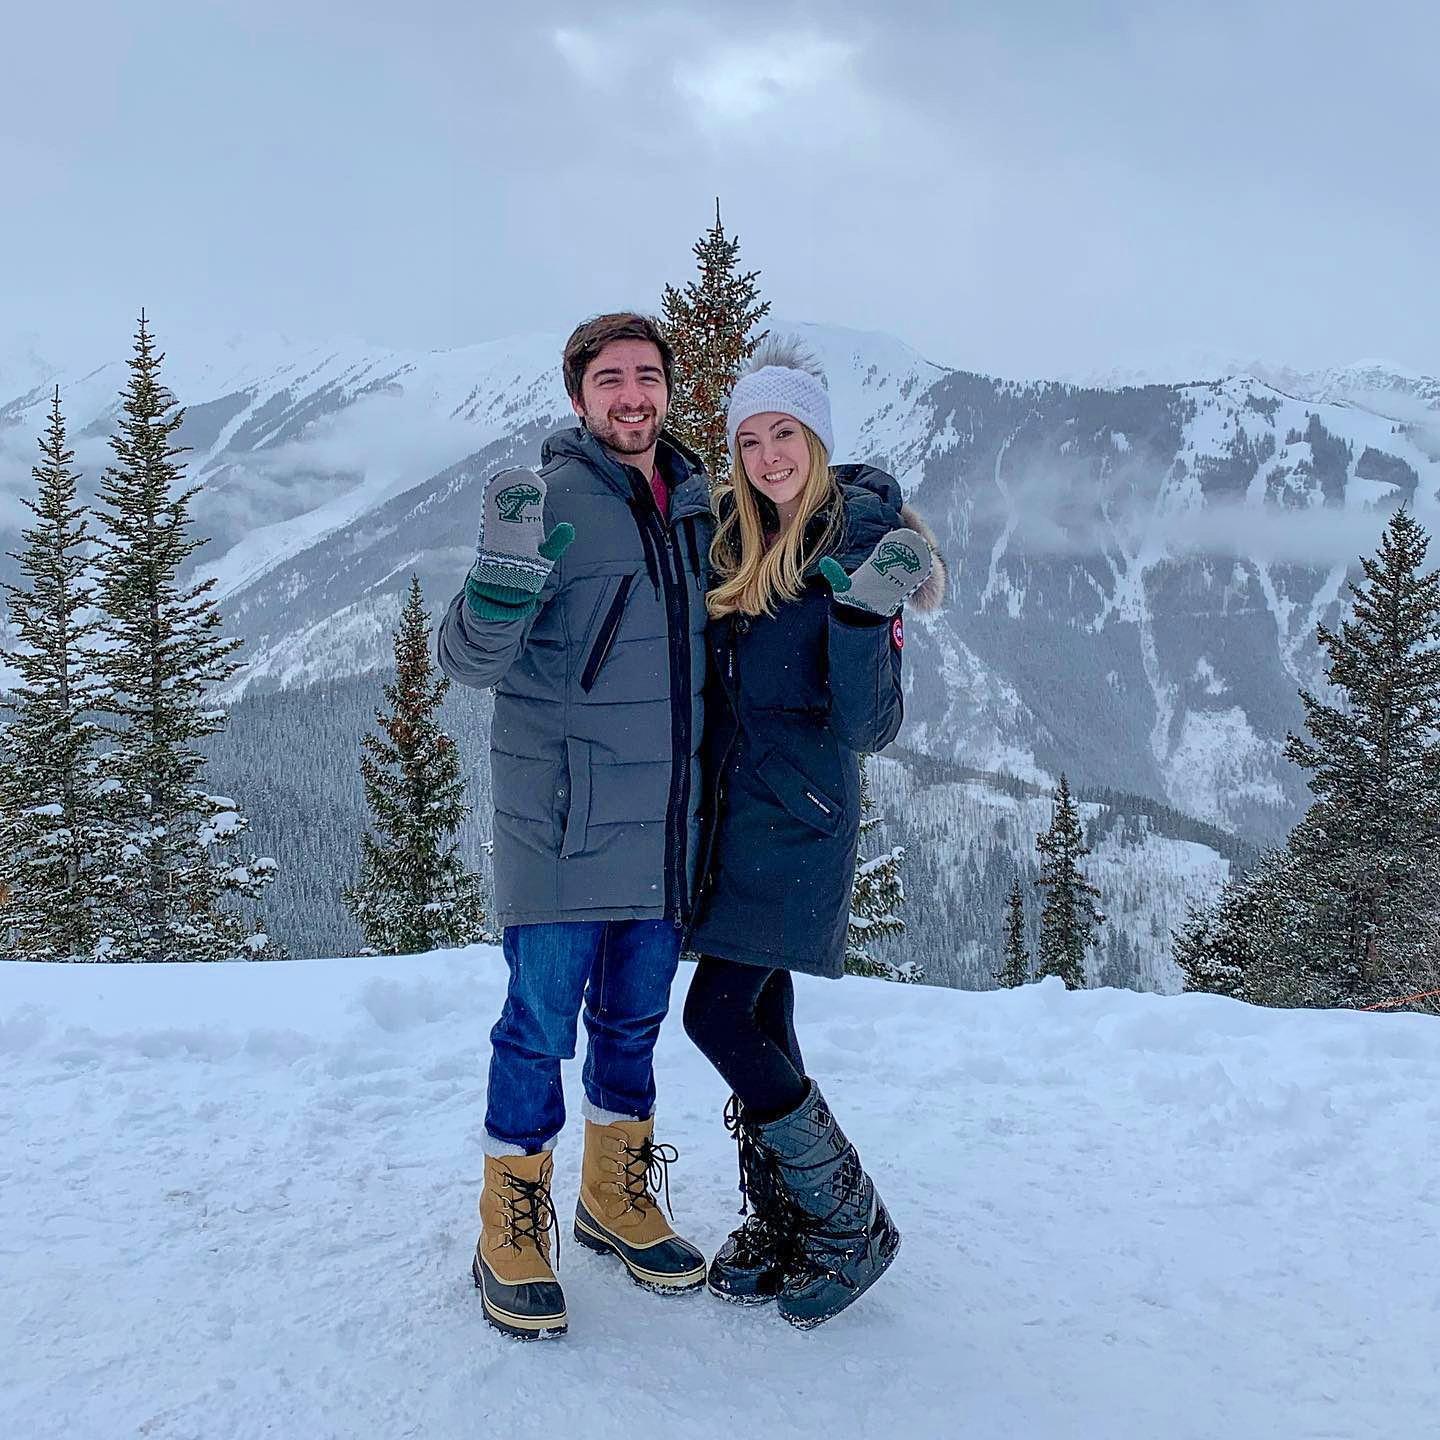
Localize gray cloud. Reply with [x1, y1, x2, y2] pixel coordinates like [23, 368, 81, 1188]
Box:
[1154, 501, 1406, 568]
[0, 424, 113, 533]
[991, 453, 1422, 567]
[0, 0, 1435, 383]
[222, 388, 493, 499]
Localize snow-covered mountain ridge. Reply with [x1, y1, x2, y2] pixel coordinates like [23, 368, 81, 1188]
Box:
[1070, 354, 1440, 420]
[3, 322, 1436, 851]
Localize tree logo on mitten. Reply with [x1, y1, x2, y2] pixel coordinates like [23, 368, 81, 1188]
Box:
[874, 540, 922, 576]
[495, 483, 543, 523]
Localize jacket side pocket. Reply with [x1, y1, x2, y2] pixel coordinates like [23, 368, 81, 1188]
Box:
[560, 738, 593, 858]
[757, 748, 842, 837]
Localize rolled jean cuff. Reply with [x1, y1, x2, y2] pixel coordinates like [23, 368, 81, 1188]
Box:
[482, 1131, 557, 1158]
[582, 1097, 651, 1126]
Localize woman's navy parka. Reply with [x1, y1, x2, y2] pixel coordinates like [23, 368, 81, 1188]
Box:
[685, 465, 945, 979]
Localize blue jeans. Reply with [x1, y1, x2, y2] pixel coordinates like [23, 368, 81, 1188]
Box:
[484, 919, 682, 1153]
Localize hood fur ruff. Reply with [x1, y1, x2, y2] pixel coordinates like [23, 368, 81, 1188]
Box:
[898, 502, 947, 614]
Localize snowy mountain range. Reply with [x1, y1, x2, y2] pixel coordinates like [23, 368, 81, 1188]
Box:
[3, 321, 1437, 974]
[1069, 353, 1440, 419]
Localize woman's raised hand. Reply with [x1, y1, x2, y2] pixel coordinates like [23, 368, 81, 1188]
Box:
[819, 528, 935, 617]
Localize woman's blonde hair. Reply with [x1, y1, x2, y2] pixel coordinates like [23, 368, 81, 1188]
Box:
[706, 423, 843, 619]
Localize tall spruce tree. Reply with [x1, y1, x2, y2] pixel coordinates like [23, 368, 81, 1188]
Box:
[844, 757, 920, 982]
[1034, 773, 1104, 990]
[660, 200, 771, 481]
[343, 576, 487, 955]
[1282, 508, 1440, 1007]
[0, 389, 108, 959]
[995, 876, 1030, 987]
[92, 313, 275, 961]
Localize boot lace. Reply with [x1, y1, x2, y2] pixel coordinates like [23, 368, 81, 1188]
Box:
[499, 1167, 560, 1268]
[723, 1094, 762, 1216]
[724, 1095, 798, 1266]
[620, 1135, 680, 1218]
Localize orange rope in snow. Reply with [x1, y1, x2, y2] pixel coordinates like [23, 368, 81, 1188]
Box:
[1360, 987, 1440, 1012]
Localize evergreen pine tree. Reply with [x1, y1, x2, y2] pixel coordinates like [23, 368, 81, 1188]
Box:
[1096, 929, 1139, 991]
[1282, 508, 1440, 1006]
[343, 576, 487, 955]
[660, 200, 771, 481]
[844, 757, 921, 982]
[92, 313, 275, 961]
[1034, 773, 1104, 990]
[1173, 901, 1233, 997]
[994, 876, 1030, 987]
[0, 389, 108, 959]
[1174, 848, 1364, 1009]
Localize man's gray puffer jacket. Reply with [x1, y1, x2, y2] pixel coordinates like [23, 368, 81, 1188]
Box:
[437, 425, 711, 930]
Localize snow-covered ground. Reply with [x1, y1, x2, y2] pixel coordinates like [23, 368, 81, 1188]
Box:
[2, 951, 1436, 1440]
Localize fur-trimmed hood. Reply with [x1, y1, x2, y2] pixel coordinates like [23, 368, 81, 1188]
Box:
[828, 463, 948, 614]
[896, 500, 947, 614]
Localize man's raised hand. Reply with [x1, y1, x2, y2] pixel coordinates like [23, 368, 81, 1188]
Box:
[466, 469, 575, 619]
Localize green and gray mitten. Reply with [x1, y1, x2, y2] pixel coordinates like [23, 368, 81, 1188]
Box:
[819, 528, 934, 617]
[466, 468, 575, 621]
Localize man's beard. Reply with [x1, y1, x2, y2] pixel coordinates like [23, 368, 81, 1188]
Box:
[584, 406, 662, 456]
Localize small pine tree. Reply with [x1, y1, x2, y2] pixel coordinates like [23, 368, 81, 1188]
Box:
[1174, 850, 1316, 1005]
[1174, 881, 1257, 1001]
[994, 876, 1030, 987]
[0, 389, 109, 959]
[343, 576, 487, 955]
[1282, 507, 1440, 1006]
[845, 756, 921, 982]
[1174, 909, 1228, 999]
[1096, 930, 1139, 991]
[92, 313, 275, 961]
[660, 200, 771, 481]
[1034, 773, 1104, 990]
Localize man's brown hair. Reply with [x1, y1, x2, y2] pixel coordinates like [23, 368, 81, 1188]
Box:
[562, 312, 675, 400]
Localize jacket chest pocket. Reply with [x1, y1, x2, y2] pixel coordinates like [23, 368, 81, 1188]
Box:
[579, 571, 638, 693]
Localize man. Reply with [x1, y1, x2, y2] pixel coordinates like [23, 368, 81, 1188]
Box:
[437, 313, 712, 1340]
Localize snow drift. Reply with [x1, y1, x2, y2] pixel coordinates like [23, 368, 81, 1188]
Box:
[1, 950, 1436, 1439]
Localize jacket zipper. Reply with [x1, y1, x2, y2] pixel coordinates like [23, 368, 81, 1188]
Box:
[656, 515, 692, 926]
[682, 516, 703, 591]
[579, 573, 635, 693]
[688, 618, 739, 940]
[624, 461, 696, 927]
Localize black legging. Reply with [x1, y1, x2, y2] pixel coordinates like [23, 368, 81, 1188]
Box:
[683, 957, 809, 1123]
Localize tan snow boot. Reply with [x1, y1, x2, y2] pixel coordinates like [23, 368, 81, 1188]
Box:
[573, 1116, 706, 1293]
[473, 1151, 567, 1340]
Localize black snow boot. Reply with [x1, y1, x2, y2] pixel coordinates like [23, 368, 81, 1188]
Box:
[706, 1096, 794, 1305]
[755, 1079, 900, 1329]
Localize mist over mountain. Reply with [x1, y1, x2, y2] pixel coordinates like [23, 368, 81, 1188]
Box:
[3, 322, 1435, 981]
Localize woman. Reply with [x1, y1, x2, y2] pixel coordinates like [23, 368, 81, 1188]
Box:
[682, 339, 945, 1329]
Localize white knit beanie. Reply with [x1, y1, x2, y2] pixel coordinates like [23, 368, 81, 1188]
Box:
[725, 336, 834, 459]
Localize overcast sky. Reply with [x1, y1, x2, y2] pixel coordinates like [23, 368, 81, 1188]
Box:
[2, 0, 1435, 381]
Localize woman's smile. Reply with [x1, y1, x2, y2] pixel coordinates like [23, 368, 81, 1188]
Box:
[736, 411, 810, 522]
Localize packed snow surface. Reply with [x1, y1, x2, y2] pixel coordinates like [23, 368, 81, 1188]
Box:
[2, 951, 1436, 1439]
